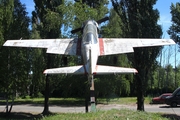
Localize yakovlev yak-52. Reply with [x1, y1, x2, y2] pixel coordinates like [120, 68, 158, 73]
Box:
[3, 17, 175, 112]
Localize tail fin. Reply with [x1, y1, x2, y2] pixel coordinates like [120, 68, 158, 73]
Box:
[93, 65, 137, 75]
[43, 65, 85, 75]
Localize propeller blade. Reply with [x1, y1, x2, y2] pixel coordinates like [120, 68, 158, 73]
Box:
[71, 27, 82, 34]
[97, 17, 109, 24]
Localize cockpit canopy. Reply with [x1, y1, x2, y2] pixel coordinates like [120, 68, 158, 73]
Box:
[82, 20, 98, 44]
[82, 20, 99, 30]
[84, 33, 97, 44]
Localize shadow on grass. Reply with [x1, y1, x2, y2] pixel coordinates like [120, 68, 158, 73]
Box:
[162, 114, 180, 120]
[0, 112, 44, 119]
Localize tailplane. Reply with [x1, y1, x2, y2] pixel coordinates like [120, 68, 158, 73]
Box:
[43, 65, 85, 75]
[43, 65, 137, 75]
[93, 65, 137, 75]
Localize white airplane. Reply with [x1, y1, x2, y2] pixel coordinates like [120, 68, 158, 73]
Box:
[3, 17, 175, 76]
[3, 17, 175, 112]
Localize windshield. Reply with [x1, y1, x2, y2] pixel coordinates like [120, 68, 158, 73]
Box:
[84, 33, 97, 44]
[172, 87, 180, 96]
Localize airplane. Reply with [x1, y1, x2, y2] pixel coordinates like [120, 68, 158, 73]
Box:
[3, 17, 176, 112]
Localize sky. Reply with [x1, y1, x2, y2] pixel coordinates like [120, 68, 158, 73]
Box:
[20, 0, 180, 67]
[153, 0, 180, 68]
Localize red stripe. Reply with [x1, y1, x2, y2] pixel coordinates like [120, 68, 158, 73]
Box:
[99, 38, 104, 55]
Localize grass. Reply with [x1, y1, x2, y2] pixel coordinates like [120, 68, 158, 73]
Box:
[0, 98, 85, 106]
[41, 109, 170, 120]
[97, 97, 152, 105]
[0, 109, 172, 120]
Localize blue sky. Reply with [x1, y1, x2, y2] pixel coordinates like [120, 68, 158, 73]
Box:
[154, 0, 179, 38]
[154, 0, 180, 67]
[20, 0, 180, 67]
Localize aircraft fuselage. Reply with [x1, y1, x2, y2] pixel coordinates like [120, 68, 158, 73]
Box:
[81, 20, 99, 75]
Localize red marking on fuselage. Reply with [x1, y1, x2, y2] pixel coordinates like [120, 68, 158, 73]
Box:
[99, 38, 104, 55]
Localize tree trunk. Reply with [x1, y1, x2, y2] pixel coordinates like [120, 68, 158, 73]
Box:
[42, 74, 50, 115]
[5, 95, 9, 114]
[5, 93, 14, 114]
[136, 74, 144, 111]
[8, 98, 14, 113]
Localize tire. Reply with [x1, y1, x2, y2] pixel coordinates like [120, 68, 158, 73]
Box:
[171, 102, 177, 107]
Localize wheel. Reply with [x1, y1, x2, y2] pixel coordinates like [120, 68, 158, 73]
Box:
[171, 102, 177, 107]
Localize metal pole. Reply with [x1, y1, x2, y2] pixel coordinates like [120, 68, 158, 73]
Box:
[89, 75, 96, 112]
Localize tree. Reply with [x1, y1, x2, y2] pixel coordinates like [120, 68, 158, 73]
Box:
[0, 0, 30, 114]
[111, 0, 163, 111]
[32, 0, 69, 115]
[0, 0, 14, 45]
[168, 3, 180, 47]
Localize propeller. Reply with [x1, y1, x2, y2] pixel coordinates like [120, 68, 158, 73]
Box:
[71, 16, 109, 34]
[96, 16, 109, 24]
[71, 27, 82, 34]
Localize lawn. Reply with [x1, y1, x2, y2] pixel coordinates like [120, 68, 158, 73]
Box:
[0, 109, 173, 120]
[42, 109, 170, 120]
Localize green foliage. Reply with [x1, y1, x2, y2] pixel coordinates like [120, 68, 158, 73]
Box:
[0, 0, 14, 44]
[101, 9, 123, 38]
[146, 64, 180, 96]
[168, 2, 180, 44]
[0, 0, 30, 98]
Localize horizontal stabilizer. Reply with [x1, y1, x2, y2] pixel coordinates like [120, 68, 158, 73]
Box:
[43, 65, 85, 75]
[93, 65, 138, 74]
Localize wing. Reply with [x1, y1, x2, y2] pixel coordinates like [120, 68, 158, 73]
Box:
[98, 38, 175, 56]
[3, 38, 80, 55]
